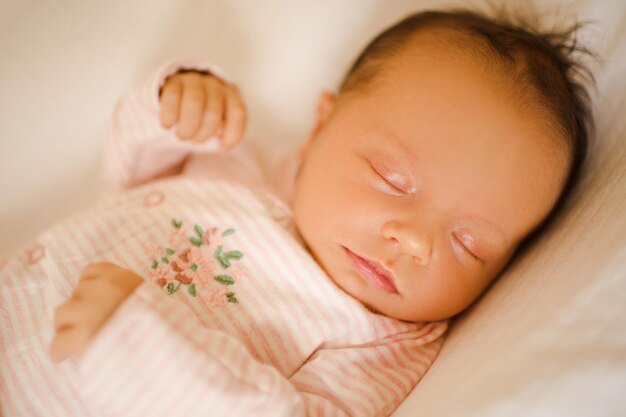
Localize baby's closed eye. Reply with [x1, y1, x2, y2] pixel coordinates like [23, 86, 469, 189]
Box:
[366, 158, 414, 195]
[451, 232, 482, 263]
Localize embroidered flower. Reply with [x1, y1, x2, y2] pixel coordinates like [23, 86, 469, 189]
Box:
[170, 248, 191, 282]
[167, 228, 187, 249]
[144, 219, 243, 305]
[204, 286, 229, 307]
[180, 247, 215, 282]
[150, 265, 171, 287]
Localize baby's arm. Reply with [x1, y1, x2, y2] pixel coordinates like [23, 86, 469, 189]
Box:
[53, 265, 447, 417]
[102, 61, 246, 191]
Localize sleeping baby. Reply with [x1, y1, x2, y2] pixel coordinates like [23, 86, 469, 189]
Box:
[0, 8, 593, 417]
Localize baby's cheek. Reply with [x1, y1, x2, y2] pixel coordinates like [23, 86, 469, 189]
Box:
[437, 263, 491, 317]
[401, 258, 468, 320]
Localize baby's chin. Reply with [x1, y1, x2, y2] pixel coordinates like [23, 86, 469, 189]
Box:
[361, 301, 383, 315]
[330, 266, 391, 316]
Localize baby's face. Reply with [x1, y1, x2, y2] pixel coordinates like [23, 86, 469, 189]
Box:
[292, 44, 568, 322]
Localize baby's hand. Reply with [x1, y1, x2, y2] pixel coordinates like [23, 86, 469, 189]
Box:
[49, 262, 144, 362]
[159, 70, 247, 149]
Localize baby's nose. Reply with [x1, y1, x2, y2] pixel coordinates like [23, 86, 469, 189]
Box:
[382, 221, 432, 266]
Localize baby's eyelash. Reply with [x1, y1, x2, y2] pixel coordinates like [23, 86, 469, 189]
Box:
[379, 172, 405, 193]
[452, 234, 481, 262]
[367, 160, 406, 194]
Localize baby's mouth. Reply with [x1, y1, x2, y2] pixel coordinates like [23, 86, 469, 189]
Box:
[342, 247, 398, 294]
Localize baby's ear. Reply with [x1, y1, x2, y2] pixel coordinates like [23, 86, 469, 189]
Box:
[300, 91, 337, 166]
[309, 91, 336, 140]
[316, 91, 336, 123]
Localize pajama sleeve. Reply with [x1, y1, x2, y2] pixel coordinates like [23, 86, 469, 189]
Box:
[101, 60, 231, 190]
[77, 282, 447, 417]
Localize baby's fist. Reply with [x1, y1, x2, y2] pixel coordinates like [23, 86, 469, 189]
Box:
[49, 262, 144, 362]
[159, 70, 247, 150]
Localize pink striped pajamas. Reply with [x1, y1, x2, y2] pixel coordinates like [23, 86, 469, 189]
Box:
[0, 61, 448, 417]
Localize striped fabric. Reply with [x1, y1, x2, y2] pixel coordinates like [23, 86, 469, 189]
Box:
[0, 62, 448, 417]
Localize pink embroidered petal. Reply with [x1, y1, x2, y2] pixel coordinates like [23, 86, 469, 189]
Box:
[167, 228, 187, 249]
[150, 265, 170, 280]
[177, 248, 191, 263]
[204, 227, 224, 250]
[174, 272, 192, 285]
[171, 259, 184, 273]
[143, 243, 162, 259]
[150, 266, 175, 288]
[204, 286, 229, 307]
[181, 247, 215, 282]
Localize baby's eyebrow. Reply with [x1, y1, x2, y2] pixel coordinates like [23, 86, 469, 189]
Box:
[368, 123, 418, 163]
[470, 221, 509, 254]
[384, 130, 420, 165]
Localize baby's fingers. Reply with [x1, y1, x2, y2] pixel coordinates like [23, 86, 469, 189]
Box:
[49, 326, 91, 362]
[221, 84, 247, 150]
[190, 77, 225, 142]
[159, 78, 183, 129]
[50, 300, 83, 361]
[176, 76, 207, 139]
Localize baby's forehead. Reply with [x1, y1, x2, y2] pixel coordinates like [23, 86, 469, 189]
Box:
[345, 31, 565, 151]
[348, 35, 502, 106]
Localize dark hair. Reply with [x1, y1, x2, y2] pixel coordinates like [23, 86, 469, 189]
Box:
[340, 8, 595, 253]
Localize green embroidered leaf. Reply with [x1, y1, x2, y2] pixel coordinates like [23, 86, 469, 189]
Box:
[194, 224, 204, 239]
[188, 283, 196, 297]
[161, 257, 169, 264]
[217, 257, 230, 269]
[214, 274, 235, 285]
[165, 248, 175, 255]
[151, 260, 158, 269]
[226, 292, 238, 303]
[190, 237, 203, 247]
[166, 282, 175, 294]
[215, 245, 230, 268]
[172, 219, 183, 229]
[222, 228, 235, 237]
[224, 250, 243, 260]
